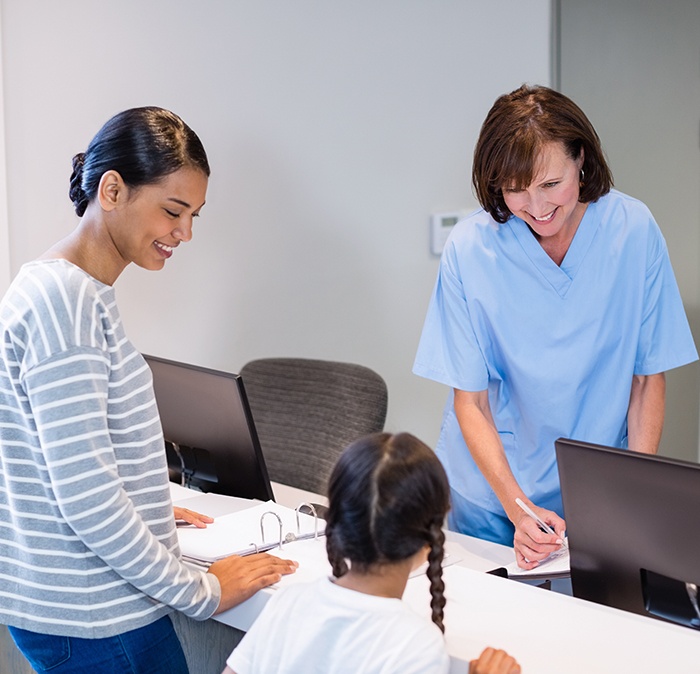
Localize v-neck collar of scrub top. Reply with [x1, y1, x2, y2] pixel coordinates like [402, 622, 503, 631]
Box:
[507, 201, 597, 298]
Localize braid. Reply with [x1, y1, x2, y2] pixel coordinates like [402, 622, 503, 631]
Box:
[325, 527, 349, 578]
[325, 432, 451, 631]
[69, 153, 89, 216]
[426, 519, 446, 633]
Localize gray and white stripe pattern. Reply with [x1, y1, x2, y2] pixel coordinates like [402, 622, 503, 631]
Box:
[0, 259, 220, 638]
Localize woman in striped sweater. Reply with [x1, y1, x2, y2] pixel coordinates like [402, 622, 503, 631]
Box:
[0, 107, 295, 674]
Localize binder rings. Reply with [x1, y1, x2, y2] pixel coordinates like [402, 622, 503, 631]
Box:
[177, 500, 325, 566]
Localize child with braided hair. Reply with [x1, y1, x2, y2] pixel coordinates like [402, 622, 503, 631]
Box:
[223, 432, 520, 674]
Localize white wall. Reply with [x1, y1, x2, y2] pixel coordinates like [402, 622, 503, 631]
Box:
[0, 0, 551, 446]
[0, 8, 10, 292]
[557, 0, 700, 461]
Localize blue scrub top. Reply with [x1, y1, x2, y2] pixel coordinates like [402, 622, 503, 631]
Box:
[414, 190, 698, 544]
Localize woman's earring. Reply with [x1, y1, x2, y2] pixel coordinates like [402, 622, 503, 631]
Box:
[579, 168, 585, 187]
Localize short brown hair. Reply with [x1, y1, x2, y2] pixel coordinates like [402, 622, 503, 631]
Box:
[472, 84, 613, 223]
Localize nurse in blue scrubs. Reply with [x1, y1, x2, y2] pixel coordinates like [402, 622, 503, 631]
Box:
[414, 84, 698, 569]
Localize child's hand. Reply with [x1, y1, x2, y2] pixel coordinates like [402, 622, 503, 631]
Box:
[470, 647, 521, 674]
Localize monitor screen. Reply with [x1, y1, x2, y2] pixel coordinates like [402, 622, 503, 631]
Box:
[144, 354, 274, 502]
[555, 437, 700, 630]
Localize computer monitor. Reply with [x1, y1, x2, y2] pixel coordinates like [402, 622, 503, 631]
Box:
[555, 437, 700, 630]
[144, 354, 274, 502]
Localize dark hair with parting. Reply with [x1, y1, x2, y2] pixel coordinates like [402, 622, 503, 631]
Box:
[69, 106, 210, 217]
[325, 432, 451, 632]
[472, 84, 614, 223]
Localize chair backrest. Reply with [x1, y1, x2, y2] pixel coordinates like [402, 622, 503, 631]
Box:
[239, 357, 388, 496]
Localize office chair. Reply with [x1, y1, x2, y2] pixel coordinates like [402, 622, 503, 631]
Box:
[239, 357, 388, 496]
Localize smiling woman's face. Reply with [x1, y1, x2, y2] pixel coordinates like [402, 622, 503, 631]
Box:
[502, 141, 585, 245]
[110, 166, 208, 272]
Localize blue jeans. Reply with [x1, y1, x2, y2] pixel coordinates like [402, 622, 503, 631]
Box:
[9, 615, 189, 674]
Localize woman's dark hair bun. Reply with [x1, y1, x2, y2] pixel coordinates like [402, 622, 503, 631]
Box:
[67, 107, 209, 217]
[69, 153, 89, 217]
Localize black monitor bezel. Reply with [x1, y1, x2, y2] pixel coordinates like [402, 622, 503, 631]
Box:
[144, 353, 274, 502]
[555, 437, 700, 629]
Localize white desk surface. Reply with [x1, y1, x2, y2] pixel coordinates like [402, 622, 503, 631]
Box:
[171, 483, 700, 674]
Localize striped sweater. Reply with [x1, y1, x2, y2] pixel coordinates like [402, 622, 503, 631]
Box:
[0, 259, 220, 638]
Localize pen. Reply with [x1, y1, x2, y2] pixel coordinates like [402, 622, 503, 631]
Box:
[515, 497, 568, 549]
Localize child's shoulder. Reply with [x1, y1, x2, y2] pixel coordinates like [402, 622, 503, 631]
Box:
[264, 577, 326, 611]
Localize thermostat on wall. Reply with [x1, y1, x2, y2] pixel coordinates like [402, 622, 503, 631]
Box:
[430, 212, 462, 256]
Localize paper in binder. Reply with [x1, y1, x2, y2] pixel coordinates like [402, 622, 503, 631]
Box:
[176, 500, 325, 566]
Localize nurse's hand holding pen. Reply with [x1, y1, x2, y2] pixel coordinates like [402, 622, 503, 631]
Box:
[512, 498, 566, 570]
[453, 389, 566, 570]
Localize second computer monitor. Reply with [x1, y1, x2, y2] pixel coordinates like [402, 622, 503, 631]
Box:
[555, 437, 700, 630]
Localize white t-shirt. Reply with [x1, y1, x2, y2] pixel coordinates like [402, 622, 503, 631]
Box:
[227, 576, 450, 674]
